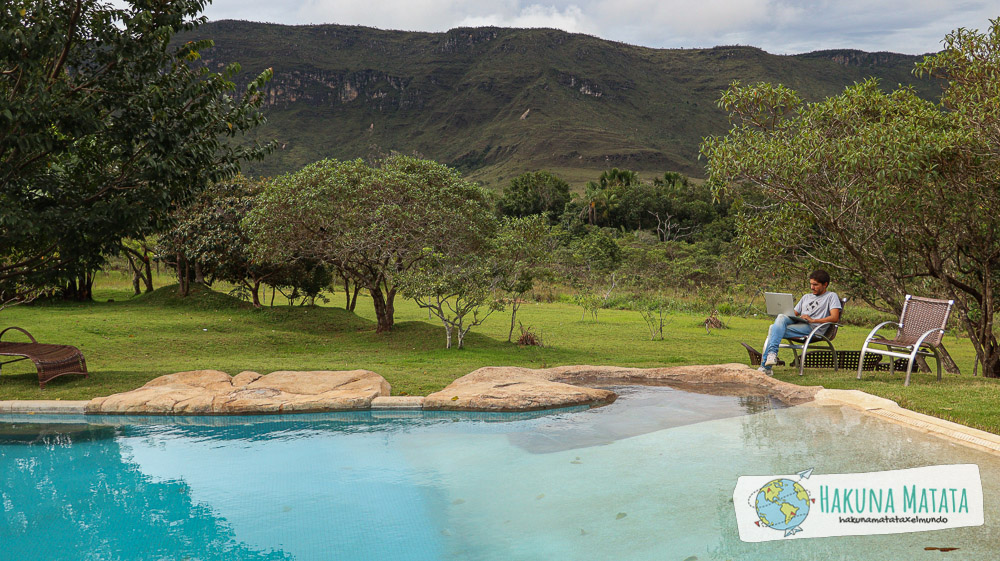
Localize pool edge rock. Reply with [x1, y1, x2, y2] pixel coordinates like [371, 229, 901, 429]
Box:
[424, 363, 817, 412]
[85, 369, 391, 415]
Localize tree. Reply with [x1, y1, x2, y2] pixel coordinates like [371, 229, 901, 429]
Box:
[0, 0, 271, 302]
[161, 175, 281, 306]
[493, 215, 552, 342]
[700, 31, 1000, 376]
[398, 249, 504, 349]
[911, 20, 1000, 377]
[598, 167, 640, 190]
[579, 181, 618, 226]
[246, 156, 495, 333]
[119, 236, 157, 296]
[497, 171, 570, 222]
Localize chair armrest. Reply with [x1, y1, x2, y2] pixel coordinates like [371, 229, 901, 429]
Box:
[801, 322, 834, 344]
[912, 328, 945, 349]
[861, 321, 899, 344]
[0, 326, 37, 343]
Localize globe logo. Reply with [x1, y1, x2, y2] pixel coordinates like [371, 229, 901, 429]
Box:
[751, 469, 814, 537]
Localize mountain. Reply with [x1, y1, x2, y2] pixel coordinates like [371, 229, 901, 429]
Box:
[181, 21, 942, 187]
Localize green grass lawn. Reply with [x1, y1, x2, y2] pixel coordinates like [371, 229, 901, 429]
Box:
[2, 274, 998, 434]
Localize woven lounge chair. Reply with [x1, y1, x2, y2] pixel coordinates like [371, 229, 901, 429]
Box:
[780, 297, 847, 376]
[0, 327, 88, 388]
[856, 295, 953, 386]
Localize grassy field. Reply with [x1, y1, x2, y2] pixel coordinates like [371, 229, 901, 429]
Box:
[2, 273, 998, 434]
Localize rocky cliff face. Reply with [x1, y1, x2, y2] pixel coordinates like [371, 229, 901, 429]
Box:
[180, 21, 939, 183]
[798, 49, 926, 68]
[242, 68, 423, 111]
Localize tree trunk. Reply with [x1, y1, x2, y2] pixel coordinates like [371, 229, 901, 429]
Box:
[177, 253, 190, 296]
[122, 245, 154, 294]
[349, 284, 360, 311]
[122, 248, 142, 296]
[250, 280, 262, 308]
[142, 254, 153, 293]
[62, 273, 93, 301]
[84, 271, 93, 300]
[194, 262, 204, 285]
[457, 325, 472, 349]
[934, 344, 961, 374]
[985, 356, 1000, 378]
[370, 287, 395, 333]
[977, 335, 1000, 379]
[507, 297, 523, 342]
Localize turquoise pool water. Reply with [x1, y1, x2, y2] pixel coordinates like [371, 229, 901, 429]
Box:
[1, 385, 998, 560]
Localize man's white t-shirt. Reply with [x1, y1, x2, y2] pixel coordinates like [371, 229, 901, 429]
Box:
[794, 291, 842, 333]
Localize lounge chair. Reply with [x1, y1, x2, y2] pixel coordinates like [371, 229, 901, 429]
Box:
[0, 327, 88, 388]
[855, 295, 953, 386]
[780, 297, 847, 376]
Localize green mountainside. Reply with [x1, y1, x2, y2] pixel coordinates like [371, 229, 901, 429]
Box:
[183, 20, 942, 187]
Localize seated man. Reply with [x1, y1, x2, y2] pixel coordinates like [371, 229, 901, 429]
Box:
[759, 270, 842, 375]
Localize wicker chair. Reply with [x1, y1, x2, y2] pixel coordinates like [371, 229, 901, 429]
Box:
[780, 297, 847, 376]
[856, 295, 953, 386]
[0, 327, 88, 388]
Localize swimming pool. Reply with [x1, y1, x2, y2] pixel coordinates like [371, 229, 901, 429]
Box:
[1, 385, 997, 560]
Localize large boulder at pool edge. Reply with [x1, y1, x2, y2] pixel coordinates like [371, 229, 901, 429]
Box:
[86, 369, 391, 414]
[423, 363, 819, 412]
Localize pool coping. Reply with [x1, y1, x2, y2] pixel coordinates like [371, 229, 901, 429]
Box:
[810, 389, 1000, 456]
[3, 390, 999, 458]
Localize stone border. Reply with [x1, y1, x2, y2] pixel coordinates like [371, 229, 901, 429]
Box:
[371, 396, 425, 410]
[0, 400, 88, 414]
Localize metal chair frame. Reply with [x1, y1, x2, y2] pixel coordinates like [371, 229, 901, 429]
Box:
[779, 297, 847, 376]
[855, 295, 953, 386]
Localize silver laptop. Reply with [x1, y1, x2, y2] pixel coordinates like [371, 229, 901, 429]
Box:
[764, 292, 808, 321]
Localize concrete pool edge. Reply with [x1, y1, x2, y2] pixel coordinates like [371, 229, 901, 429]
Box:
[810, 389, 1000, 456]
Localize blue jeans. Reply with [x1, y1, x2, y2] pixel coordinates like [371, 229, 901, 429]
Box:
[762, 314, 814, 366]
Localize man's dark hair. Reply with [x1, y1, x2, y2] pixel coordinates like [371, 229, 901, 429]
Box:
[809, 269, 831, 285]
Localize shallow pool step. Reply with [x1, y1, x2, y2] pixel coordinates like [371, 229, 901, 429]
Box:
[0, 400, 89, 414]
[370, 396, 425, 410]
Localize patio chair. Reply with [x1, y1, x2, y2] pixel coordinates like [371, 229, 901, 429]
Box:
[741, 342, 785, 367]
[780, 297, 847, 376]
[855, 295, 953, 386]
[0, 327, 88, 388]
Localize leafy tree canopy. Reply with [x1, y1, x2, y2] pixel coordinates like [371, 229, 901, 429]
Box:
[701, 18, 1000, 376]
[247, 155, 495, 333]
[497, 170, 570, 222]
[0, 0, 271, 295]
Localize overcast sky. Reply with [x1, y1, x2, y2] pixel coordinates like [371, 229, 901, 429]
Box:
[181, 0, 998, 55]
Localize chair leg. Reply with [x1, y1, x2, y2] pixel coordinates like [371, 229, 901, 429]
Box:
[857, 344, 869, 380]
[831, 343, 838, 373]
[904, 348, 920, 386]
[931, 346, 942, 381]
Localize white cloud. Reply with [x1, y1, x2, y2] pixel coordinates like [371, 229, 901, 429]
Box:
[145, 0, 1000, 54]
[457, 4, 591, 33]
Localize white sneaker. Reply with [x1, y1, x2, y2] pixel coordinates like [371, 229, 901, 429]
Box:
[764, 352, 778, 367]
[757, 365, 772, 376]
